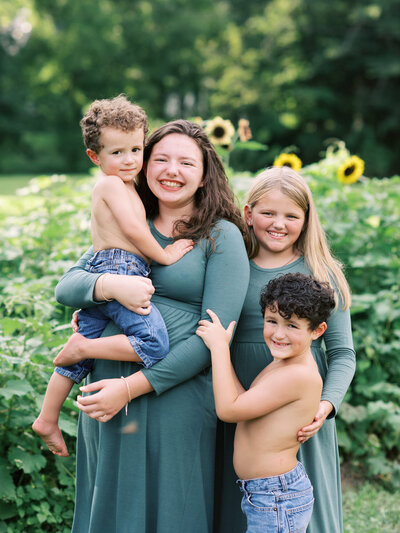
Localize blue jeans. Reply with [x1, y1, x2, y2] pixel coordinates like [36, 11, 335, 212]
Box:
[237, 462, 314, 533]
[55, 248, 169, 384]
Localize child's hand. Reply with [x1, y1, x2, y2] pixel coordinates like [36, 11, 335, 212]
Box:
[163, 239, 194, 264]
[196, 309, 236, 350]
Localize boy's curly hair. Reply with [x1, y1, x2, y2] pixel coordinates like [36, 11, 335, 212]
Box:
[260, 273, 335, 330]
[80, 94, 148, 153]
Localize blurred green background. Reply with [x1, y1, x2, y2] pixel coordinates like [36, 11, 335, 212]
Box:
[1, 0, 400, 178]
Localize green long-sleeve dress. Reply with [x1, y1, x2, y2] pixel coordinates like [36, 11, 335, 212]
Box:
[55, 220, 249, 533]
[215, 257, 356, 533]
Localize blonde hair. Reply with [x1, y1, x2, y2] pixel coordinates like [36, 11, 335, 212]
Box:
[245, 166, 351, 309]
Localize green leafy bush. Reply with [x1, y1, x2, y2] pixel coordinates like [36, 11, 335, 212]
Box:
[0, 175, 92, 531]
[302, 146, 400, 489]
[0, 155, 399, 530]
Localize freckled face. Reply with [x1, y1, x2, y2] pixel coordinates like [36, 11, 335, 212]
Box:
[245, 190, 305, 256]
[145, 133, 204, 211]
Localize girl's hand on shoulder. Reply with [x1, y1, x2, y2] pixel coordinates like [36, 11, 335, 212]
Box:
[77, 379, 129, 422]
[196, 309, 236, 350]
[297, 400, 333, 443]
[98, 273, 155, 314]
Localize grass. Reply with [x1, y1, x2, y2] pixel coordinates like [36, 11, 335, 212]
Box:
[341, 465, 400, 532]
[343, 483, 399, 532]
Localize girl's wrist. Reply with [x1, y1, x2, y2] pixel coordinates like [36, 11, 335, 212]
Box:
[126, 371, 153, 399]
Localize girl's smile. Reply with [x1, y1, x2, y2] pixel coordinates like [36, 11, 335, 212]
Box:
[245, 189, 305, 264]
[146, 133, 204, 212]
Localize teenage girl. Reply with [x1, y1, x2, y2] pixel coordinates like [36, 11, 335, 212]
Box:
[216, 166, 356, 533]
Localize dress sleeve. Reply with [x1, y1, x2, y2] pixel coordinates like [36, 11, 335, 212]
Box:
[321, 295, 356, 418]
[55, 246, 101, 308]
[142, 221, 250, 395]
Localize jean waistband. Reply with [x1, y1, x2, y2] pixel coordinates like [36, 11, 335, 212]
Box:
[93, 248, 149, 269]
[237, 462, 306, 492]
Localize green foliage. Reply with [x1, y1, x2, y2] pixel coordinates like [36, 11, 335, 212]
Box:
[202, 0, 400, 176]
[0, 157, 399, 529]
[0, 174, 92, 531]
[305, 147, 400, 489]
[1, 0, 400, 176]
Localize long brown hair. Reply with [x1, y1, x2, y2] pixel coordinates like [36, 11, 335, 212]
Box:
[136, 119, 246, 241]
[245, 167, 351, 309]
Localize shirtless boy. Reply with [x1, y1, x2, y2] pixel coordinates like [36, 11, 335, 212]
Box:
[196, 272, 335, 533]
[33, 95, 192, 457]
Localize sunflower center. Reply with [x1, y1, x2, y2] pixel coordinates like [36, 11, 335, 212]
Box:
[213, 126, 226, 139]
[283, 162, 293, 168]
[344, 165, 355, 176]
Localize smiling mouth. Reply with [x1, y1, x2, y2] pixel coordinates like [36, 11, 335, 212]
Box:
[160, 180, 183, 188]
[268, 231, 286, 238]
[272, 340, 290, 347]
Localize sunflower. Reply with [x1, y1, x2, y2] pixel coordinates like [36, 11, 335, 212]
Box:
[205, 116, 235, 147]
[238, 118, 252, 142]
[337, 155, 365, 184]
[273, 153, 302, 171]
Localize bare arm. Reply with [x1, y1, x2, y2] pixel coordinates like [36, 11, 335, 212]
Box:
[197, 310, 302, 423]
[100, 178, 193, 264]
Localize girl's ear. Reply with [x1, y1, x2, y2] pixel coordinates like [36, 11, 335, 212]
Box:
[311, 322, 327, 340]
[244, 204, 253, 226]
[86, 149, 100, 166]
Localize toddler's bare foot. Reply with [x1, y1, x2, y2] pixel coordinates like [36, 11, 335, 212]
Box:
[53, 332, 86, 367]
[32, 416, 69, 457]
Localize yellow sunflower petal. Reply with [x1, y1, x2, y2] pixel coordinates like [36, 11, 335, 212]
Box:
[337, 155, 365, 184]
[273, 153, 302, 172]
[205, 116, 235, 146]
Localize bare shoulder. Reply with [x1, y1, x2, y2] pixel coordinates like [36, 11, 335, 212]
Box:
[267, 363, 321, 390]
[94, 175, 125, 194]
[287, 364, 322, 393]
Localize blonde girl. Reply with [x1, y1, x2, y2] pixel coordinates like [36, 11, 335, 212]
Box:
[216, 166, 355, 533]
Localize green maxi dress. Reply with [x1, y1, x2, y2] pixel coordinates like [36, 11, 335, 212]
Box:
[55, 220, 250, 533]
[215, 257, 356, 533]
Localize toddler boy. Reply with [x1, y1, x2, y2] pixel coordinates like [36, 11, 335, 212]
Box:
[196, 273, 335, 533]
[33, 95, 192, 456]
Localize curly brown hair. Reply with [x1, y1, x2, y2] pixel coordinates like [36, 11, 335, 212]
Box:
[136, 119, 247, 242]
[260, 273, 335, 330]
[80, 94, 148, 153]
